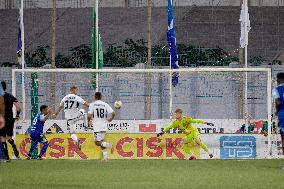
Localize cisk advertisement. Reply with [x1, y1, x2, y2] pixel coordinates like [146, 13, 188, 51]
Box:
[11, 133, 276, 160]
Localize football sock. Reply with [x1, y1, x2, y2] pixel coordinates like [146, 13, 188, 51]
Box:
[101, 142, 112, 148]
[102, 149, 107, 158]
[200, 142, 209, 153]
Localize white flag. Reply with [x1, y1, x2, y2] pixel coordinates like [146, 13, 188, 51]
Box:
[239, 1, 251, 48]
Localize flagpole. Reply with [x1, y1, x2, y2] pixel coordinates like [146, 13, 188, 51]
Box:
[20, 0, 26, 120]
[167, 0, 178, 119]
[145, 0, 152, 119]
[95, 0, 99, 92]
[168, 0, 172, 119]
[244, 0, 248, 122]
[169, 66, 173, 119]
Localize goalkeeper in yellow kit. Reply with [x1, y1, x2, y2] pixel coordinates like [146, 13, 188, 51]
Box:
[157, 108, 213, 160]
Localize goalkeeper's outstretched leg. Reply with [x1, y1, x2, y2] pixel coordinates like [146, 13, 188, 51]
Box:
[194, 138, 213, 159]
[181, 136, 213, 160]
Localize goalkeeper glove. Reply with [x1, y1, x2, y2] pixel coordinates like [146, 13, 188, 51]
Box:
[206, 122, 214, 126]
[157, 132, 164, 137]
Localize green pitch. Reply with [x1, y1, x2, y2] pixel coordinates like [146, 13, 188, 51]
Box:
[1, 159, 284, 189]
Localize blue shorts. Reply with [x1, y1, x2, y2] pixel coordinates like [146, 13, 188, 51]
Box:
[30, 133, 47, 143]
[278, 112, 284, 135]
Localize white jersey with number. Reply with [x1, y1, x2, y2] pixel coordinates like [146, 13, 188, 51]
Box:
[60, 94, 86, 120]
[88, 100, 114, 132]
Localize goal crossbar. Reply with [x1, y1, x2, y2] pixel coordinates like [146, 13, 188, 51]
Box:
[12, 67, 270, 73]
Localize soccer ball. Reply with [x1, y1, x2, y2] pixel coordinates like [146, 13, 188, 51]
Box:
[114, 100, 122, 109]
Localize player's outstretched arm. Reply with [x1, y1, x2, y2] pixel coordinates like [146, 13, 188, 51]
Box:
[190, 118, 206, 124]
[83, 101, 90, 107]
[87, 113, 92, 126]
[107, 112, 116, 122]
[87, 103, 94, 127]
[275, 98, 281, 115]
[273, 88, 281, 116]
[157, 122, 176, 137]
[53, 105, 63, 118]
[189, 118, 214, 126]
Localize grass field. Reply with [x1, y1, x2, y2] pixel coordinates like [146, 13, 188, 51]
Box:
[0, 159, 284, 189]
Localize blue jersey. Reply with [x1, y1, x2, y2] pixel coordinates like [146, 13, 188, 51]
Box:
[273, 83, 284, 114]
[30, 113, 45, 135]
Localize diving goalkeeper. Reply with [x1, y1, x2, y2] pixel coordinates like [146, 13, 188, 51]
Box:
[157, 108, 213, 160]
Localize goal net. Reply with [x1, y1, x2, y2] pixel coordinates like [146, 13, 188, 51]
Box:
[12, 68, 278, 158]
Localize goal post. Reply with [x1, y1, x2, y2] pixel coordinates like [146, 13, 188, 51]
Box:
[12, 67, 273, 157]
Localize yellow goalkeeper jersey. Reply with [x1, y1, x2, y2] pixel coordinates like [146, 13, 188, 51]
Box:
[163, 116, 205, 135]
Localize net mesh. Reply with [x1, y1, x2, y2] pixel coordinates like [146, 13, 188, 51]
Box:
[13, 70, 269, 121]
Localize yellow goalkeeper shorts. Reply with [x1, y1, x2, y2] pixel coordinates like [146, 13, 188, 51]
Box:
[185, 131, 200, 143]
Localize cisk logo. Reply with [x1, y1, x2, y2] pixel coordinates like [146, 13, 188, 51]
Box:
[139, 123, 157, 132]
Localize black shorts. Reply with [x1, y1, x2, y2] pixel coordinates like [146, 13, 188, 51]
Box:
[0, 118, 15, 137]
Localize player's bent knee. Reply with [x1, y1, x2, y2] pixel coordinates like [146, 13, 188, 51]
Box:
[195, 139, 201, 145]
[95, 141, 102, 146]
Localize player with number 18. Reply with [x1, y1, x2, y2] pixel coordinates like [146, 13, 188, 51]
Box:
[87, 92, 115, 161]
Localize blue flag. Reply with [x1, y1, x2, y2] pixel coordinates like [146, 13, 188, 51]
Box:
[17, 15, 22, 54]
[167, 0, 179, 87]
